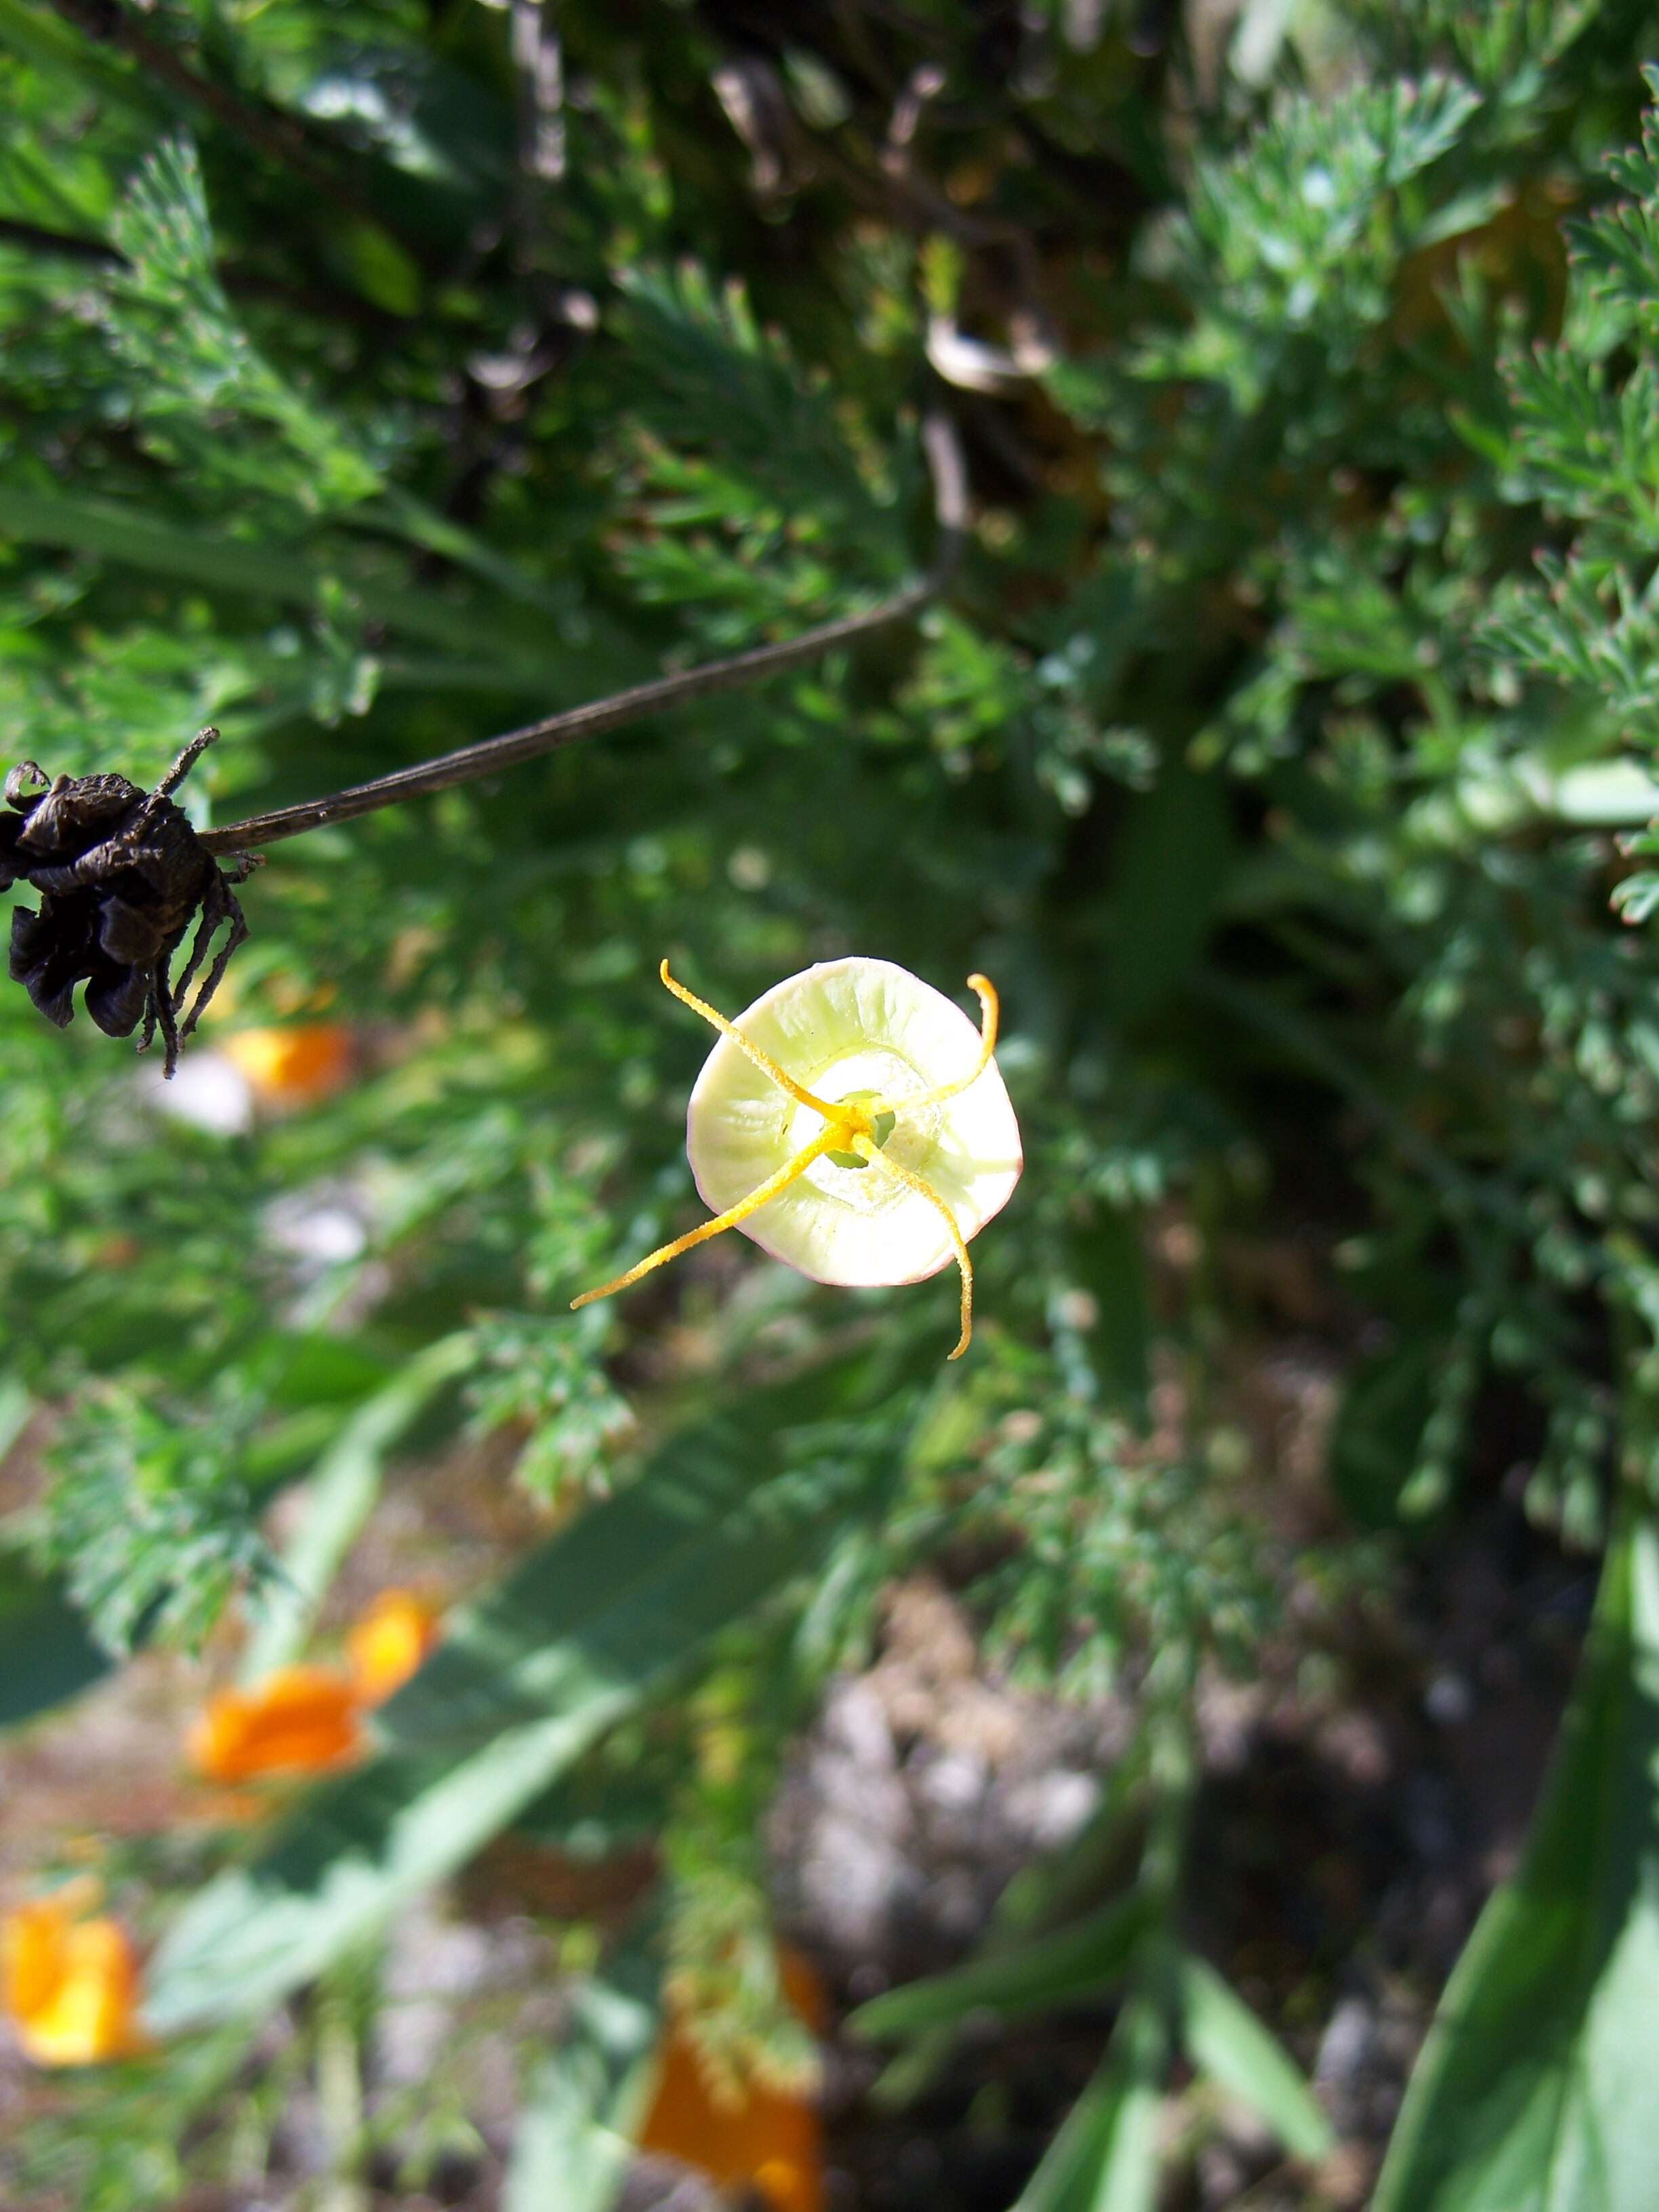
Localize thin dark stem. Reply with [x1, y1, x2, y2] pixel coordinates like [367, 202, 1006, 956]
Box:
[0, 215, 120, 266]
[201, 410, 968, 855]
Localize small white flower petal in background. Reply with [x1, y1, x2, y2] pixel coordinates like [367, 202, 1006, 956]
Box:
[140, 1050, 254, 1136]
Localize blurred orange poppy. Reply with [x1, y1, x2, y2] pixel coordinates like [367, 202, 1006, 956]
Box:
[1, 1889, 150, 2067]
[346, 1589, 441, 1706]
[222, 1023, 354, 1106]
[640, 1949, 825, 2212]
[188, 1664, 362, 1784]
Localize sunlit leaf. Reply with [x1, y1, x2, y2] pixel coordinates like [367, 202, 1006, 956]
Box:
[1010, 1990, 1169, 2212]
[1373, 1514, 1659, 2212]
[143, 1371, 891, 2033]
[1174, 1949, 1334, 2162]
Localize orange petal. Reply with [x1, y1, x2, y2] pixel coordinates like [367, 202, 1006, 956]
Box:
[639, 1948, 825, 2212]
[753, 2154, 823, 2212]
[346, 1589, 441, 1707]
[778, 1946, 828, 2034]
[188, 1666, 363, 1784]
[222, 1023, 354, 1106]
[3, 1900, 150, 2068]
[3, 1898, 73, 2022]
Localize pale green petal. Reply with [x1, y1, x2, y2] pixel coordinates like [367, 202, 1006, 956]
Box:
[687, 958, 1023, 1287]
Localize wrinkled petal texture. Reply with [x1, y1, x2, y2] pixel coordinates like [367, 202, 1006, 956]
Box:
[687, 958, 1021, 1287]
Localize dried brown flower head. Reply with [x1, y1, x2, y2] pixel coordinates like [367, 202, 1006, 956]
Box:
[1, 729, 258, 1077]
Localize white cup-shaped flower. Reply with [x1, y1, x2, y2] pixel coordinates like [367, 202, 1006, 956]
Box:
[573, 956, 1023, 1357]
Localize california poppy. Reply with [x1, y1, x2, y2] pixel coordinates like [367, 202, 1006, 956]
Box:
[188, 1664, 361, 1784]
[640, 1950, 826, 2212]
[222, 1022, 354, 1106]
[2, 1887, 150, 2067]
[346, 1589, 440, 1706]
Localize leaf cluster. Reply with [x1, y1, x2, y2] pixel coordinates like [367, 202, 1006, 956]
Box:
[4, 2, 1659, 2207]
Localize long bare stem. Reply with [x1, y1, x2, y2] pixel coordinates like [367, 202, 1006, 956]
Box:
[200, 411, 966, 856]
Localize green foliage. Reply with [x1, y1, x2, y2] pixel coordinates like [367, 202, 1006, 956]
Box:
[852, 1890, 1153, 2036]
[143, 1360, 900, 2034]
[1175, 72, 1483, 374]
[1009, 1994, 1168, 2212]
[2, 1, 1659, 2206]
[106, 136, 387, 515]
[4, 2022, 264, 2212]
[1174, 1950, 1335, 2163]
[1374, 1513, 1659, 2211]
[504, 1925, 662, 2212]
[660, 1769, 819, 2100]
[0, 1544, 110, 1725]
[857, 1703, 1331, 2192]
[239, 1330, 476, 1677]
[44, 1379, 272, 1652]
[468, 1310, 632, 1504]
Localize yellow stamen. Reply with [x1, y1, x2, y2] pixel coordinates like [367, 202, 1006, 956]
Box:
[855, 1138, 974, 1359]
[659, 961, 859, 1128]
[573, 1124, 848, 1311]
[878, 974, 999, 1113]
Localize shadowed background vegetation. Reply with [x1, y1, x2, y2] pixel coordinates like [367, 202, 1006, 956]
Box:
[4, 1, 1659, 2207]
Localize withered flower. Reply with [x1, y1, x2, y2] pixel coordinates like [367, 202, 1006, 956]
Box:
[1, 729, 256, 1078]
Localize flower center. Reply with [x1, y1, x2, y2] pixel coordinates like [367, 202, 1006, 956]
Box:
[825, 1088, 897, 1170]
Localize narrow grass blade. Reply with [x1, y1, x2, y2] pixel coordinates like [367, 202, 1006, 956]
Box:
[1373, 1513, 1659, 2212]
[504, 1921, 663, 2212]
[1010, 1989, 1169, 2212]
[1176, 1950, 1333, 2160]
[851, 1891, 1150, 2041]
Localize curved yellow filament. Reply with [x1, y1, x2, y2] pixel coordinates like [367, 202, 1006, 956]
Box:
[659, 960, 859, 1128]
[878, 973, 999, 1113]
[578, 963, 1000, 1357]
[855, 1138, 974, 1359]
[571, 1124, 847, 1312]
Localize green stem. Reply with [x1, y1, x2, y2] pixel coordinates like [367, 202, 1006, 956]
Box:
[315, 1980, 369, 2212]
